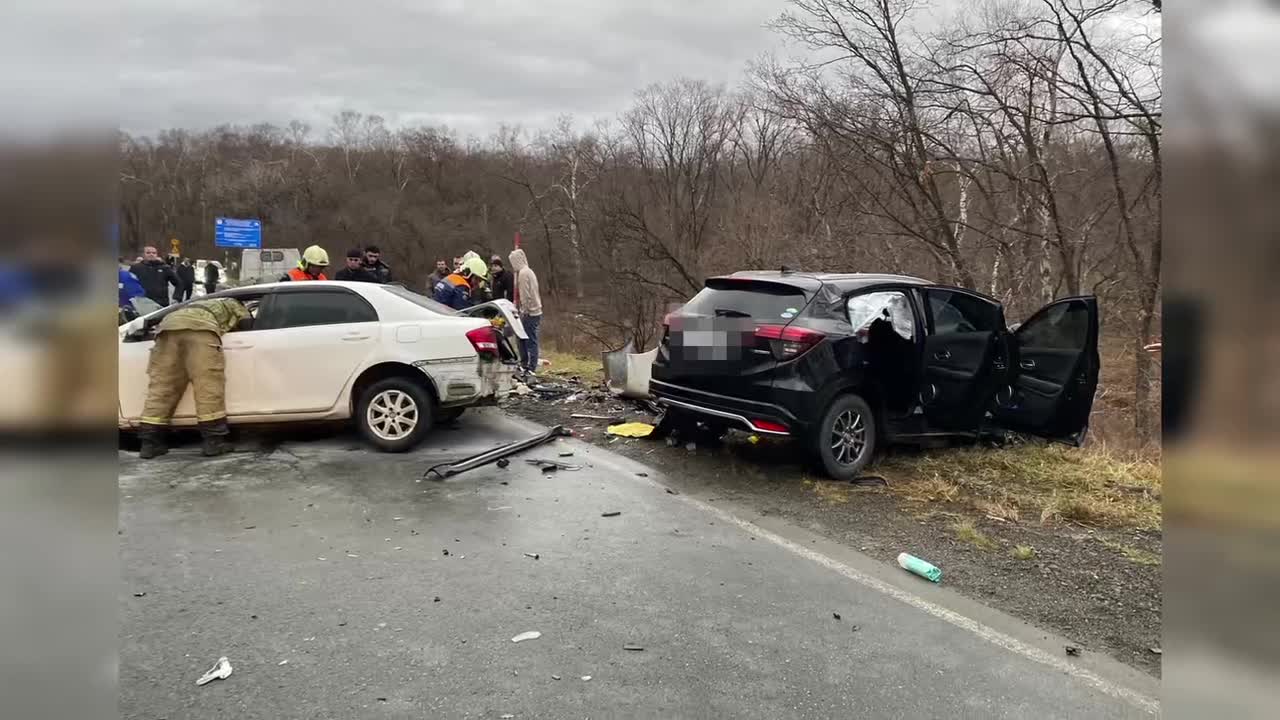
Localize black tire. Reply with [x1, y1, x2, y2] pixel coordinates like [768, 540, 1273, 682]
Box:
[436, 406, 466, 424]
[811, 393, 878, 481]
[355, 377, 435, 452]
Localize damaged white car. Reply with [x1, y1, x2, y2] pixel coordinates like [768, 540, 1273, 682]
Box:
[118, 282, 526, 451]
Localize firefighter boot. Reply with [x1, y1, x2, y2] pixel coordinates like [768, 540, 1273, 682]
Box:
[200, 419, 233, 457]
[138, 426, 169, 459]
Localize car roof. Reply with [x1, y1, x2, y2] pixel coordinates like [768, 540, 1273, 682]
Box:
[212, 280, 385, 297]
[714, 271, 932, 292]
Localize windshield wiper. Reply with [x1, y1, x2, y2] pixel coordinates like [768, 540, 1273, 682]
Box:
[713, 308, 751, 318]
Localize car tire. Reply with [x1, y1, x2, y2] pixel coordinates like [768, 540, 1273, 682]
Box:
[356, 377, 435, 452]
[436, 406, 466, 424]
[811, 393, 878, 481]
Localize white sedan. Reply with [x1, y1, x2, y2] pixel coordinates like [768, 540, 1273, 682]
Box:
[118, 281, 527, 452]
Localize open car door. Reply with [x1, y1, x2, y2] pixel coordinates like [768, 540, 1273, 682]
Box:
[993, 296, 1100, 445]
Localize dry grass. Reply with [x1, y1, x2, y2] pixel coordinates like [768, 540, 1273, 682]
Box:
[1098, 538, 1162, 566]
[1010, 544, 1037, 560]
[951, 519, 999, 551]
[880, 444, 1161, 530]
[540, 350, 604, 383]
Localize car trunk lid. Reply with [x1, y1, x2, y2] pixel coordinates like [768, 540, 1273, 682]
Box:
[658, 279, 813, 395]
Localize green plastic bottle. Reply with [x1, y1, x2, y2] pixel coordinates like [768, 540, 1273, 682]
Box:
[897, 552, 942, 583]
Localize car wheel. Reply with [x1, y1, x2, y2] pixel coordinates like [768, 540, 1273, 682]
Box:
[356, 377, 434, 452]
[436, 406, 466, 424]
[812, 393, 877, 481]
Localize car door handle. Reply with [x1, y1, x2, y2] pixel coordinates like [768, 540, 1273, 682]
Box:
[1020, 359, 1036, 370]
[933, 350, 951, 360]
[342, 334, 371, 342]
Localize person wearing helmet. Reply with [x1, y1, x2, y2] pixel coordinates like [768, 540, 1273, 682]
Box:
[282, 245, 329, 281]
[432, 266, 473, 310]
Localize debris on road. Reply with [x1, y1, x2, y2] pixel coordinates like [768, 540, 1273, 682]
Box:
[1149, 647, 1162, 655]
[524, 552, 540, 560]
[571, 413, 625, 423]
[558, 451, 575, 457]
[423, 425, 570, 480]
[664, 487, 678, 495]
[442, 548, 450, 556]
[551, 674, 562, 681]
[832, 612, 841, 620]
[133, 592, 147, 597]
[623, 644, 644, 651]
[607, 422, 655, 438]
[1066, 645, 1082, 656]
[501, 714, 515, 719]
[278, 660, 289, 666]
[195, 656, 233, 686]
[897, 552, 942, 583]
[601, 511, 621, 518]
[525, 458, 583, 472]
[851, 625, 860, 632]
[512, 631, 542, 643]
[496, 458, 510, 469]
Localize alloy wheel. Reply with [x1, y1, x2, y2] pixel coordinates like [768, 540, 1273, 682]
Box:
[367, 389, 419, 441]
[830, 409, 867, 466]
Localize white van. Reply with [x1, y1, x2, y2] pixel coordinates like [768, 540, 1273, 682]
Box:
[239, 248, 301, 285]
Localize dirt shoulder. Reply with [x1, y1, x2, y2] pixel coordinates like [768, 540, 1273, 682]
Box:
[502, 373, 1162, 676]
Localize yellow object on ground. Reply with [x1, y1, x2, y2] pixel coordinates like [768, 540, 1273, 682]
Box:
[606, 422, 655, 438]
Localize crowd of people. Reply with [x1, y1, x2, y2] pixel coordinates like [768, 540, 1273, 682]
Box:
[119, 247, 222, 309]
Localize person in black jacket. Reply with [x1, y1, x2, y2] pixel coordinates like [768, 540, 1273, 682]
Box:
[175, 258, 196, 301]
[362, 245, 393, 284]
[334, 248, 375, 282]
[489, 256, 514, 302]
[203, 261, 220, 295]
[130, 246, 182, 306]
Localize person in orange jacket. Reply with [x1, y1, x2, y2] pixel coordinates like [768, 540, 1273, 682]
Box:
[281, 245, 329, 281]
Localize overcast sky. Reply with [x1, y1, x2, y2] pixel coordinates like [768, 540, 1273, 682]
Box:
[65, 0, 785, 138]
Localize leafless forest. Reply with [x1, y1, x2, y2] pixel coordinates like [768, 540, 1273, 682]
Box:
[118, 0, 1161, 447]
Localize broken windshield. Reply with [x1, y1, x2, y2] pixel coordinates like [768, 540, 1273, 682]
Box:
[847, 291, 915, 340]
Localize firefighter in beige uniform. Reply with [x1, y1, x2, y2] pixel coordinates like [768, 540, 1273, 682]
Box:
[139, 297, 249, 459]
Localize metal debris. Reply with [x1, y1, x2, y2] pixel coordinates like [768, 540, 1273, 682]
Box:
[133, 592, 147, 597]
[664, 487, 678, 495]
[496, 458, 510, 469]
[601, 511, 621, 518]
[1149, 647, 1162, 655]
[442, 548, 450, 556]
[551, 674, 562, 681]
[524, 552, 540, 560]
[196, 656, 233, 686]
[423, 426, 570, 480]
[623, 645, 644, 651]
[511, 631, 542, 643]
[1065, 645, 1081, 657]
[833, 612, 841, 620]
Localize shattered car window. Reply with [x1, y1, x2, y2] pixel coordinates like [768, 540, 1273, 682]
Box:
[847, 291, 914, 340]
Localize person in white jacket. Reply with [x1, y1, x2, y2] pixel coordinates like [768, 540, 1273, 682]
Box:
[508, 248, 543, 373]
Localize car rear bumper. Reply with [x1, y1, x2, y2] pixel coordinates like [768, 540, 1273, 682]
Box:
[649, 379, 799, 436]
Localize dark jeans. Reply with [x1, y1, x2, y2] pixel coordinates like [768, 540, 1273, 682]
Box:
[520, 313, 542, 371]
[179, 285, 193, 301]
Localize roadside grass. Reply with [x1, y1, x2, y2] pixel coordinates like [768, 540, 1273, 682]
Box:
[1098, 538, 1162, 566]
[878, 443, 1161, 531]
[540, 350, 604, 382]
[951, 519, 999, 551]
[1010, 544, 1037, 560]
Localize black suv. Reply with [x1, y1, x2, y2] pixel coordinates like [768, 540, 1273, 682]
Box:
[650, 272, 1100, 479]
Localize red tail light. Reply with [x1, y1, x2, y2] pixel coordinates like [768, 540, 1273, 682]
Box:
[466, 326, 500, 356]
[755, 324, 825, 360]
[751, 419, 790, 434]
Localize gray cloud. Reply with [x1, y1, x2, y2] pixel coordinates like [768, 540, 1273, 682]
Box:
[104, 0, 789, 137]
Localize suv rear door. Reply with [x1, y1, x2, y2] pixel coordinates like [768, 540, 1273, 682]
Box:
[920, 287, 1009, 431]
[993, 296, 1100, 444]
[655, 279, 811, 395]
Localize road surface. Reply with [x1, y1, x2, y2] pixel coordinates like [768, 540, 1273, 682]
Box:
[119, 410, 1158, 719]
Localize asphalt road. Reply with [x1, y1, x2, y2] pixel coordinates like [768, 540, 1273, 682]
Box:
[119, 410, 1159, 719]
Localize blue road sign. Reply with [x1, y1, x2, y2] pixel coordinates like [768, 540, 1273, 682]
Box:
[214, 217, 263, 249]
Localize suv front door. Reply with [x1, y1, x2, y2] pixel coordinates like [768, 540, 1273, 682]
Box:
[993, 296, 1100, 444]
